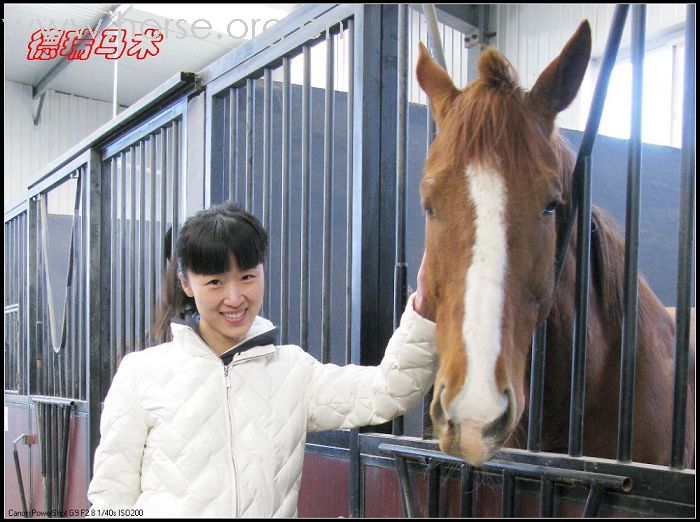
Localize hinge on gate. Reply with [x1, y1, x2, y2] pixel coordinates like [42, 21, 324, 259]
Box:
[464, 32, 479, 48]
[14, 433, 36, 446]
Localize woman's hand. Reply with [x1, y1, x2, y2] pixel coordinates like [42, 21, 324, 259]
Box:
[413, 251, 435, 321]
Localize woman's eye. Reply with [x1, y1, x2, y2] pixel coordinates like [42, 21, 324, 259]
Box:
[543, 200, 558, 216]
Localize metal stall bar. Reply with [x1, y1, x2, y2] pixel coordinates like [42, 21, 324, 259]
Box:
[281, 57, 291, 344]
[74, 170, 83, 399]
[617, 4, 646, 463]
[422, 4, 447, 70]
[171, 120, 181, 263]
[228, 87, 239, 203]
[245, 79, 255, 210]
[321, 28, 335, 363]
[28, 197, 39, 399]
[670, 3, 695, 470]
[344, 19, 355, 365]
[21, 211, 29, 396]
[569, 155, 593, 457]
[68, 185, 76, 399]
[159, 129, 168, 343]
[149, 136, 157, 339]
[119, 151, 127, 358]
[554, 4, 629, 285]
[74, 169, 85, 398]
[426, 462, 440, 517]
[263, 69, 273, 319]
[36, 197, 48, 397]
[33, 397, 75, 515]
[558, 5, 629, 457]
[12, 434, 31, 514]
[87, 146, 108, 478]
[299, 48, 311, 352]
[528, 321, 547, 451]
[110, 159, 118, 375]
[129, 147, 137, 355]
[460, 463, 475, 517]
[502, 470, 515, 517]
[379, 443, 632, 518]
[540, 477, 554, 517]
[395, 454, 419, 517]
[138, 141, 146, 352]
[350, 5, 384, 517]
[392, 3, 409, 437]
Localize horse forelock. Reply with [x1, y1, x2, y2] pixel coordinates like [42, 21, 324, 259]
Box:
[435, 68, 561, 187]
[478, 48, 520, 91]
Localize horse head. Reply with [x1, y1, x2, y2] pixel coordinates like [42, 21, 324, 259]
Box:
[417, 21, 591, 466]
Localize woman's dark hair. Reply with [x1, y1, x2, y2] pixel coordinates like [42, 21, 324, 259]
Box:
[153, 202, 268, 340]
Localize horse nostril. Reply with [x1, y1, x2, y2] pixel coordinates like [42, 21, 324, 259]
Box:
[482, 390, 512, 439]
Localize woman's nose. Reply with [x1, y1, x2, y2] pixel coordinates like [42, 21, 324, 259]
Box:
[223, 284, 245, 306]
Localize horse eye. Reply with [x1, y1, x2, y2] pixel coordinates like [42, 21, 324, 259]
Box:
[424, 205, 435, 218]
[543, 200, 558, 216]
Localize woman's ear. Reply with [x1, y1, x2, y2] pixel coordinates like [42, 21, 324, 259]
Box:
[179, 273, 194, 298]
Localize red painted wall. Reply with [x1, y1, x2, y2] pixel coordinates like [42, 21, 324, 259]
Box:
[298, 452, 350, 518]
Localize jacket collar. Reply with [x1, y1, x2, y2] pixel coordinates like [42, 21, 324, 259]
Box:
[170, 315, 279, 363]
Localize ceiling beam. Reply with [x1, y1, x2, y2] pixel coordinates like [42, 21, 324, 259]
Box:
[32, 4, 122, 100]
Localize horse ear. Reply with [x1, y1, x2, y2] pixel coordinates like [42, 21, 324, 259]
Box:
[529, 21, 592, 119]
[416, 42, 460, 126]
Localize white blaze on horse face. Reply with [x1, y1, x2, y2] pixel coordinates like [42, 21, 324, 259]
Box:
[448, 164, 509, 426]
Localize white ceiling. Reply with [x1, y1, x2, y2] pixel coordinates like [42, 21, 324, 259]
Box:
[4, 3, 298, 106]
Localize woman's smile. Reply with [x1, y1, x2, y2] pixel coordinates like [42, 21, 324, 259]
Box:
[221, 308, 247, 325]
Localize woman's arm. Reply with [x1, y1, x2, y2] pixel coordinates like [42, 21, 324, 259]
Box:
[87, 353, 149, 509]
[306, 292, 437, 432]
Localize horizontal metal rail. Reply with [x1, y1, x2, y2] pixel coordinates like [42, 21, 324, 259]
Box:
[379, 443, 632, 517]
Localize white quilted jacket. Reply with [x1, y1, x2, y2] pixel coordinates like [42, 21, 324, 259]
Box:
[87, 294, 437, 517]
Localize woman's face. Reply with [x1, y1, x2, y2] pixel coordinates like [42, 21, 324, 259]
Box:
[179, 254, 265, 355]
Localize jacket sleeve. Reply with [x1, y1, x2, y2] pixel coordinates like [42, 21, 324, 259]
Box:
[87, 352, 150, 510]
[306, 293, 437, 432]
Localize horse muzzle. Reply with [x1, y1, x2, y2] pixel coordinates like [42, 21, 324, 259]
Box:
[431, 387, 515, 466]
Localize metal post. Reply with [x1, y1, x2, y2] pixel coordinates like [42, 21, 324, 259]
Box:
[281, 58, 291, 345]
[321, 28, 335, 363]
[569, 156, 592, 457]
[670, 3, 695, 470]
[263, 72, 272, 319]
[540, 477, 554, 517]
[528, 321, 547, 452]
[245, 78, 254, 210]
[300, 52, 310, 350]
[344, 19, 355, 366]
[422, 4, 447, 70]
[555, 4, 629, 286]
[427, 462, 440, 516]
[393, 2, 409, 437]
[617, 3, 645, 463]
[395, 456, 417, 517]
[460, 464, 474, 517]
[502, 471, 515, 517]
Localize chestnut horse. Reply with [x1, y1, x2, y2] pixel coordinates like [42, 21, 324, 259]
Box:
[416, 21, 695, 468]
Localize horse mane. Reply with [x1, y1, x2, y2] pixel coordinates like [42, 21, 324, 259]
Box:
[553, 134, 671, 341]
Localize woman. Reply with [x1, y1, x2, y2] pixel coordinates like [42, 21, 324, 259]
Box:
[87, 202, 437, 517]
